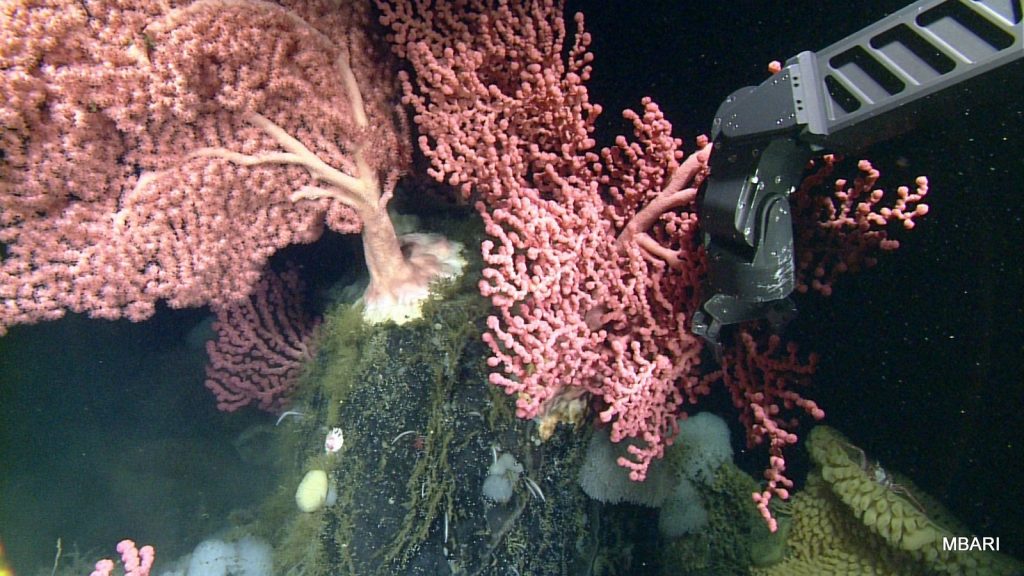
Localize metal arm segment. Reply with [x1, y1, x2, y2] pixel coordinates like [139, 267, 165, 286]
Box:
[693, 0, 1023, 350]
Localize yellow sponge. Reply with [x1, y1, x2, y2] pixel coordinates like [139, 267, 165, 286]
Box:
[752, 426, 1021, 576]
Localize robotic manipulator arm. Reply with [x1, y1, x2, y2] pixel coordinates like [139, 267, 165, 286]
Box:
[691, 0, 1023, 353]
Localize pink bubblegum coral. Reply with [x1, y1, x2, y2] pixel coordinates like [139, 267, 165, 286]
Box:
[90, 539, 154, 576]
[714, 327, 824, 532]
[0, 0, 461, 334]
[205, 266, 320, 412]
[380, 0, 712, 480]
[380, 0, 927, 531]
[793, 155, 930, 296]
